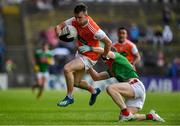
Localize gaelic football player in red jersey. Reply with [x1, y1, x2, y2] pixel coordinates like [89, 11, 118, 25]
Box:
[55, 3, 112, 107]
[113, 27, 141, 66]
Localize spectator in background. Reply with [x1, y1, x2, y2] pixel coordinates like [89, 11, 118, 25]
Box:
[168, 57, 180, 77]
[45, 26, 59, 47]
[5, 59, 16, 73]
[109, 28, 118, 43]
[0, 0, 24, 5]
[0, 14, 5, 73]
[145, 26, 154, 43]
[156, 50, 165, 68]
[0, 38, 6, 72]
[162, 6, 172, 25]
[129, 23, 140, 43]
[177, 15, 180, 29]
[36, 0, 53, 11]
[138, 26, 147, 44]
[153, 26, 163, 48]
[0, 14, 4, 38]
[162, 25, 173, 44]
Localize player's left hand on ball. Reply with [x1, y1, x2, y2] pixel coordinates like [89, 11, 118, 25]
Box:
[79, 45, 93, 53]
[58, 26, 75, 42]
[59, 26, 69, 36]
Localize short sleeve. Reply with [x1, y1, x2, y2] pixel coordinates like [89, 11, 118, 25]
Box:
[131, 45, 138, 55]
[94, 29, 106, 40]
[64, 17, 75, 25]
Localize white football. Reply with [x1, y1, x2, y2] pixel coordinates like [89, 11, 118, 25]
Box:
[58, 25, 78, 42]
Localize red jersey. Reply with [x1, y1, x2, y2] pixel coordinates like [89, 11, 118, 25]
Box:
[65, 16, 105, 61]
[113, 39, 138, 63]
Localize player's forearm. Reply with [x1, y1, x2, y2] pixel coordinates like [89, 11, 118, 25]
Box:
[132, 54, 141, 66]
[88, 68, 109, 81]
[101, 36, 112, 57]
[92, 47, 115, 59]
[55, 22, 65, 36]
[92, 47, 104, 54]
[88, 68, 101, 81]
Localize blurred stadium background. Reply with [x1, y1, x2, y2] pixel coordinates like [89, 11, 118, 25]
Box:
[0, 0, 180, 125]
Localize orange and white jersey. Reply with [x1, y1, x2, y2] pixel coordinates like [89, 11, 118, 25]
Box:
[64, 16, 106, 61]
[113, 39, 139, 64]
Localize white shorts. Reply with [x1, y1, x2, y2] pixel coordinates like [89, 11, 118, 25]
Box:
[75, 53, 97, 70]
[37, 72, 49, 79]
[125, 78, 146, 110]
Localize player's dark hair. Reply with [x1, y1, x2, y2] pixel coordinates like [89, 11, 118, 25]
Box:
[74, 3, 88, 14]
[118, 27, 128, 32]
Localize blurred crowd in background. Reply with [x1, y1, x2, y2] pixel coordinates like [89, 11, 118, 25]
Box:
[0, 0, 180, 80]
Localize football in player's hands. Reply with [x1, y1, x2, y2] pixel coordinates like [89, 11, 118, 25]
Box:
[58, 25, 77, 42]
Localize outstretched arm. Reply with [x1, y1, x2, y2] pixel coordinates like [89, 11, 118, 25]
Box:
[79, 46, 115, 59]
[87, 67, 110, 81]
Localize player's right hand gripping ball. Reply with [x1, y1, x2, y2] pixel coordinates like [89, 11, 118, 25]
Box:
[58, 25, 77, 42]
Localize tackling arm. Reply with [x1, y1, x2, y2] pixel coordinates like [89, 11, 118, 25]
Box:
[92, 47, 115, 59]
[88, 67, 110, 81]
[78, 45, 115, 59]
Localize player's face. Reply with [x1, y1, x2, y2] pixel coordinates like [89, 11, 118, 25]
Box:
[74, 12, 88, 26]
[118, 29, 127, 43]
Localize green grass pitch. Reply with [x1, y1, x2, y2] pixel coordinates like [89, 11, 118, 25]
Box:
[0, 89, 180, 125]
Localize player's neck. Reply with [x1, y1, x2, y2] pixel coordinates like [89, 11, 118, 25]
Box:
[118, 39, 126, 44]
[118, 41, 124, 44]
[81, 19, 89, 27]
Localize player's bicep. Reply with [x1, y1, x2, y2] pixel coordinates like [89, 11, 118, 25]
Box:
[101, 36, 112, 46]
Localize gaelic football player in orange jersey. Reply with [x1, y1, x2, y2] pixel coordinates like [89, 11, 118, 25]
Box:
[113, 27, 141, 66]
[55, 3, 112, 107]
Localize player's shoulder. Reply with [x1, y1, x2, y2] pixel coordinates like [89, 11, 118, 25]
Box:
[65, 17, 76, 25]
[125, 39, 136, 47]
[87, 16, 100, 31]
[70, 17, 76, 22]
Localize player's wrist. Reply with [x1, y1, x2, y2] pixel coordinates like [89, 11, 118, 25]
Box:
[101, 55, 109, 61]
[89, 46, 93, 51]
